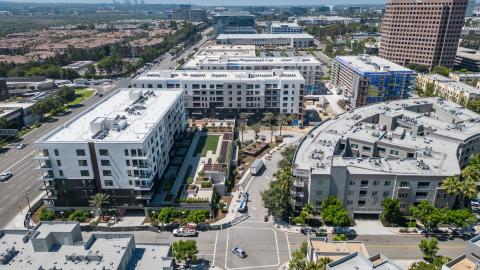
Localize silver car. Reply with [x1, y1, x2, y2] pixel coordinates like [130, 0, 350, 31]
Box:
[232, 247, 247, 258]
[0, 171, 13, 181]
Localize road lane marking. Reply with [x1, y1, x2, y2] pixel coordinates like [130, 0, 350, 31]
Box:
[225, 228, 230, 270]
[3, 151, 34, 172]
[225, 227, 280, 270]
[285, 232, 292, 260]
[212, 230, 218, 266]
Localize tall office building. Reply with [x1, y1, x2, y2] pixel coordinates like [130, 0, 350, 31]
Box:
[213, 11, 256, 34]
[379, 0, 468, 69]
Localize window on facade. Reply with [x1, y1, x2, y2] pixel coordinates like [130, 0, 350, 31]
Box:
[373, 181, 379, 186]
[398, 193, 408, 198]
[385, 181, 391, 186]
[400, 181, 409, 187]
[361, 180, 368, 187]
[54, 149, 59, 156]
[76, 149, 86, 156]
[80, 170, 90, 176]
[42, 149, 49, 156]
[104, 180, 114, 186]
[59, 170, 64, 177]
[99, 149, 108, 156]
[377, 147, 386, 153]
[417, 182, 430, 189]
[358, 200, 366, 207]
[383, 191, 389, 197]
[56, 160, 62, 166]
[390, 149, 399, 156]
[101, 160, 110, 166]
[78, 160, 88, 167]
[124, 149, 129, 156]
[349, 180, 356, 186]
[362, 146, 372, 152]
[103, 170, 112, 176]
[350, 143, 358, 149]
[359, 190, 367, 198]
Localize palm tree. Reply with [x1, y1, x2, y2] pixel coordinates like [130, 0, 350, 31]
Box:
[277, 166, 293, 191]
[238, 124, 246, 143]
[461, 164, 480, 183]
[317, 257, 333, 270]
[441, 176, 461, 196]
[239, 112, 248, 126]
[263, 112, 275, 143]
[276, 113, 288, 136]
[252, 123, 261, 139]
[89, 193, 110, 219]
[460, 179, 478, 200]
[288, 114, 297, 127]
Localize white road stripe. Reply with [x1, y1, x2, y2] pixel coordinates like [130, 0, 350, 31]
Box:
[212, 230, 218, 266]
[225, 228, 230, 270]
[285, 232, 292, 260]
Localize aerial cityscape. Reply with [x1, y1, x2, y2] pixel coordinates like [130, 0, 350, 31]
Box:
[1, 0, 480, 269]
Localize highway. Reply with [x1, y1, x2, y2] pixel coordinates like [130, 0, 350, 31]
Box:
[0, 79, 130, 228]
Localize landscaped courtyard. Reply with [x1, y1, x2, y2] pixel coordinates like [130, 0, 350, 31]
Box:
[194, 135, 220, 157]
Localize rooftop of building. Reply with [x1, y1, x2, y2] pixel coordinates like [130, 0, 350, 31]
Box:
[457, 47, 480, 61]
[443, 254, 480, 270]
[419, 74, 480, 94]
[183, 54, 321, 69]
[0, 222, 173, 270]
[269, 21, 301, 27]
[40, 88, 183, 143]
[136, 69, 304, 82]
[309, 237, 369, 261]
[294, 98, 480, 177]
[327, 253, 402, 270]
[213, 11, 253, 17]
[335, 55, 414, 73]
[216, 33, 314, 40]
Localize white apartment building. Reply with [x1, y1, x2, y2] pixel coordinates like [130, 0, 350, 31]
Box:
[449, 71, 480, 84]
[267, 21, 303, 34]
[183, 55, 322, 94]
[291, 16, 358, 26]
[34, 88, 186, 210]
[216, 33, 314, 48]
[293, 98, 480, 218]
[416, 73, 480, 106]
[132, 70, 305, 117]
[195, 44, 257, 58]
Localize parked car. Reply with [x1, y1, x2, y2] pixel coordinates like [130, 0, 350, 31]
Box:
[333, 227, 356, 236]
[173, 227, 198, 237]
[0, 171, 13, 181]
[16, 143, 26, 149]
[232, 247, 247, 258]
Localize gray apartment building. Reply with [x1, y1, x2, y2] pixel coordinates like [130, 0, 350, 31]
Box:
[293, 98, 480, 217]
[379, 0, 468, 69]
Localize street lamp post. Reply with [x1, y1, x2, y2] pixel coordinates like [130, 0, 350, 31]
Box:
[25, 193, 32, 215]
[288, 216, 292, 226]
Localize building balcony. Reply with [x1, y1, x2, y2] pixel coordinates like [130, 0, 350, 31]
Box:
[33, 154, 50, 160]
[398, 185, 410, 189]
[293, 180, 305, 187]
[43, 192, 58, 200]
[133, 182, 154, 190]
[40, 182, 56, 191]
[39, 174, 55, 180]
[351, 207, 382, 213]
[135, 192, 153, 200]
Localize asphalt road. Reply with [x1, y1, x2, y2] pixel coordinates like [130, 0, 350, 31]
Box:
[0, 79, 130, 228]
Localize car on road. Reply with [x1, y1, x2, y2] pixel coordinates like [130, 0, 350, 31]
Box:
[232, 247, 247, 258]
[16, 143, 26, 149]
[0, 171, 13, 181]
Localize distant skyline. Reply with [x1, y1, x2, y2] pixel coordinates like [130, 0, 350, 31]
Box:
[3, 0, 388, 5]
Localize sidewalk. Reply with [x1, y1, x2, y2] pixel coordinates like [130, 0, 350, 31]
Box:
[4, 192, 44, 229]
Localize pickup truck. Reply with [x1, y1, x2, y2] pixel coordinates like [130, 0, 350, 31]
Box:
[173, 228, 198, 237]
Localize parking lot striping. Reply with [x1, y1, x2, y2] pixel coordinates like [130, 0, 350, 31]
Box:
[212, 230, 218, 266]
[285, 232, 292, 260]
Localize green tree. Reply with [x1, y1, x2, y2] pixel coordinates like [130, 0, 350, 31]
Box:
[419, 238, 439, 263]
[264, 112, 275, 143]
[441, 176, 461, 196]
[0, 117, 7, 129]
[84, 64, 96, 79]
[172, 239, 198, 263]
[321, 196, 351, 226]
[238, 124, 246, 142]
[332, 234, 348, 241]
[431, 65, 452, 77]
[252, 123, 261, 139]
[276, 113, 288, 136]
[381, 198, 400, 224]
[288, 241, 308, 270]
[88, 193, 110, 219]
[261, 181, 292, 220]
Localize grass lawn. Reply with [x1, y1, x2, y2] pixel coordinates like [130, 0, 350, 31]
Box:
[194, 135, 220, 157]
[68, 88, 95, 107]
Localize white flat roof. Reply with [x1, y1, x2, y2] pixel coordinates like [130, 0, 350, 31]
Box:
[184, 55, 321, 69]
[42, 88, 182, 143]
[136, 70, 305, 82]
[336, 55, 413, 73]
[217, 33, 314, 39]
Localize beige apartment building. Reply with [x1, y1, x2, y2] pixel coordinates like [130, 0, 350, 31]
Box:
[379, 0, 468, 69]
[416, 73, 480, 105]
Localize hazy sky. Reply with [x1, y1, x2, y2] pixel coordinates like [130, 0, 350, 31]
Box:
[5, 0, 387, 5]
